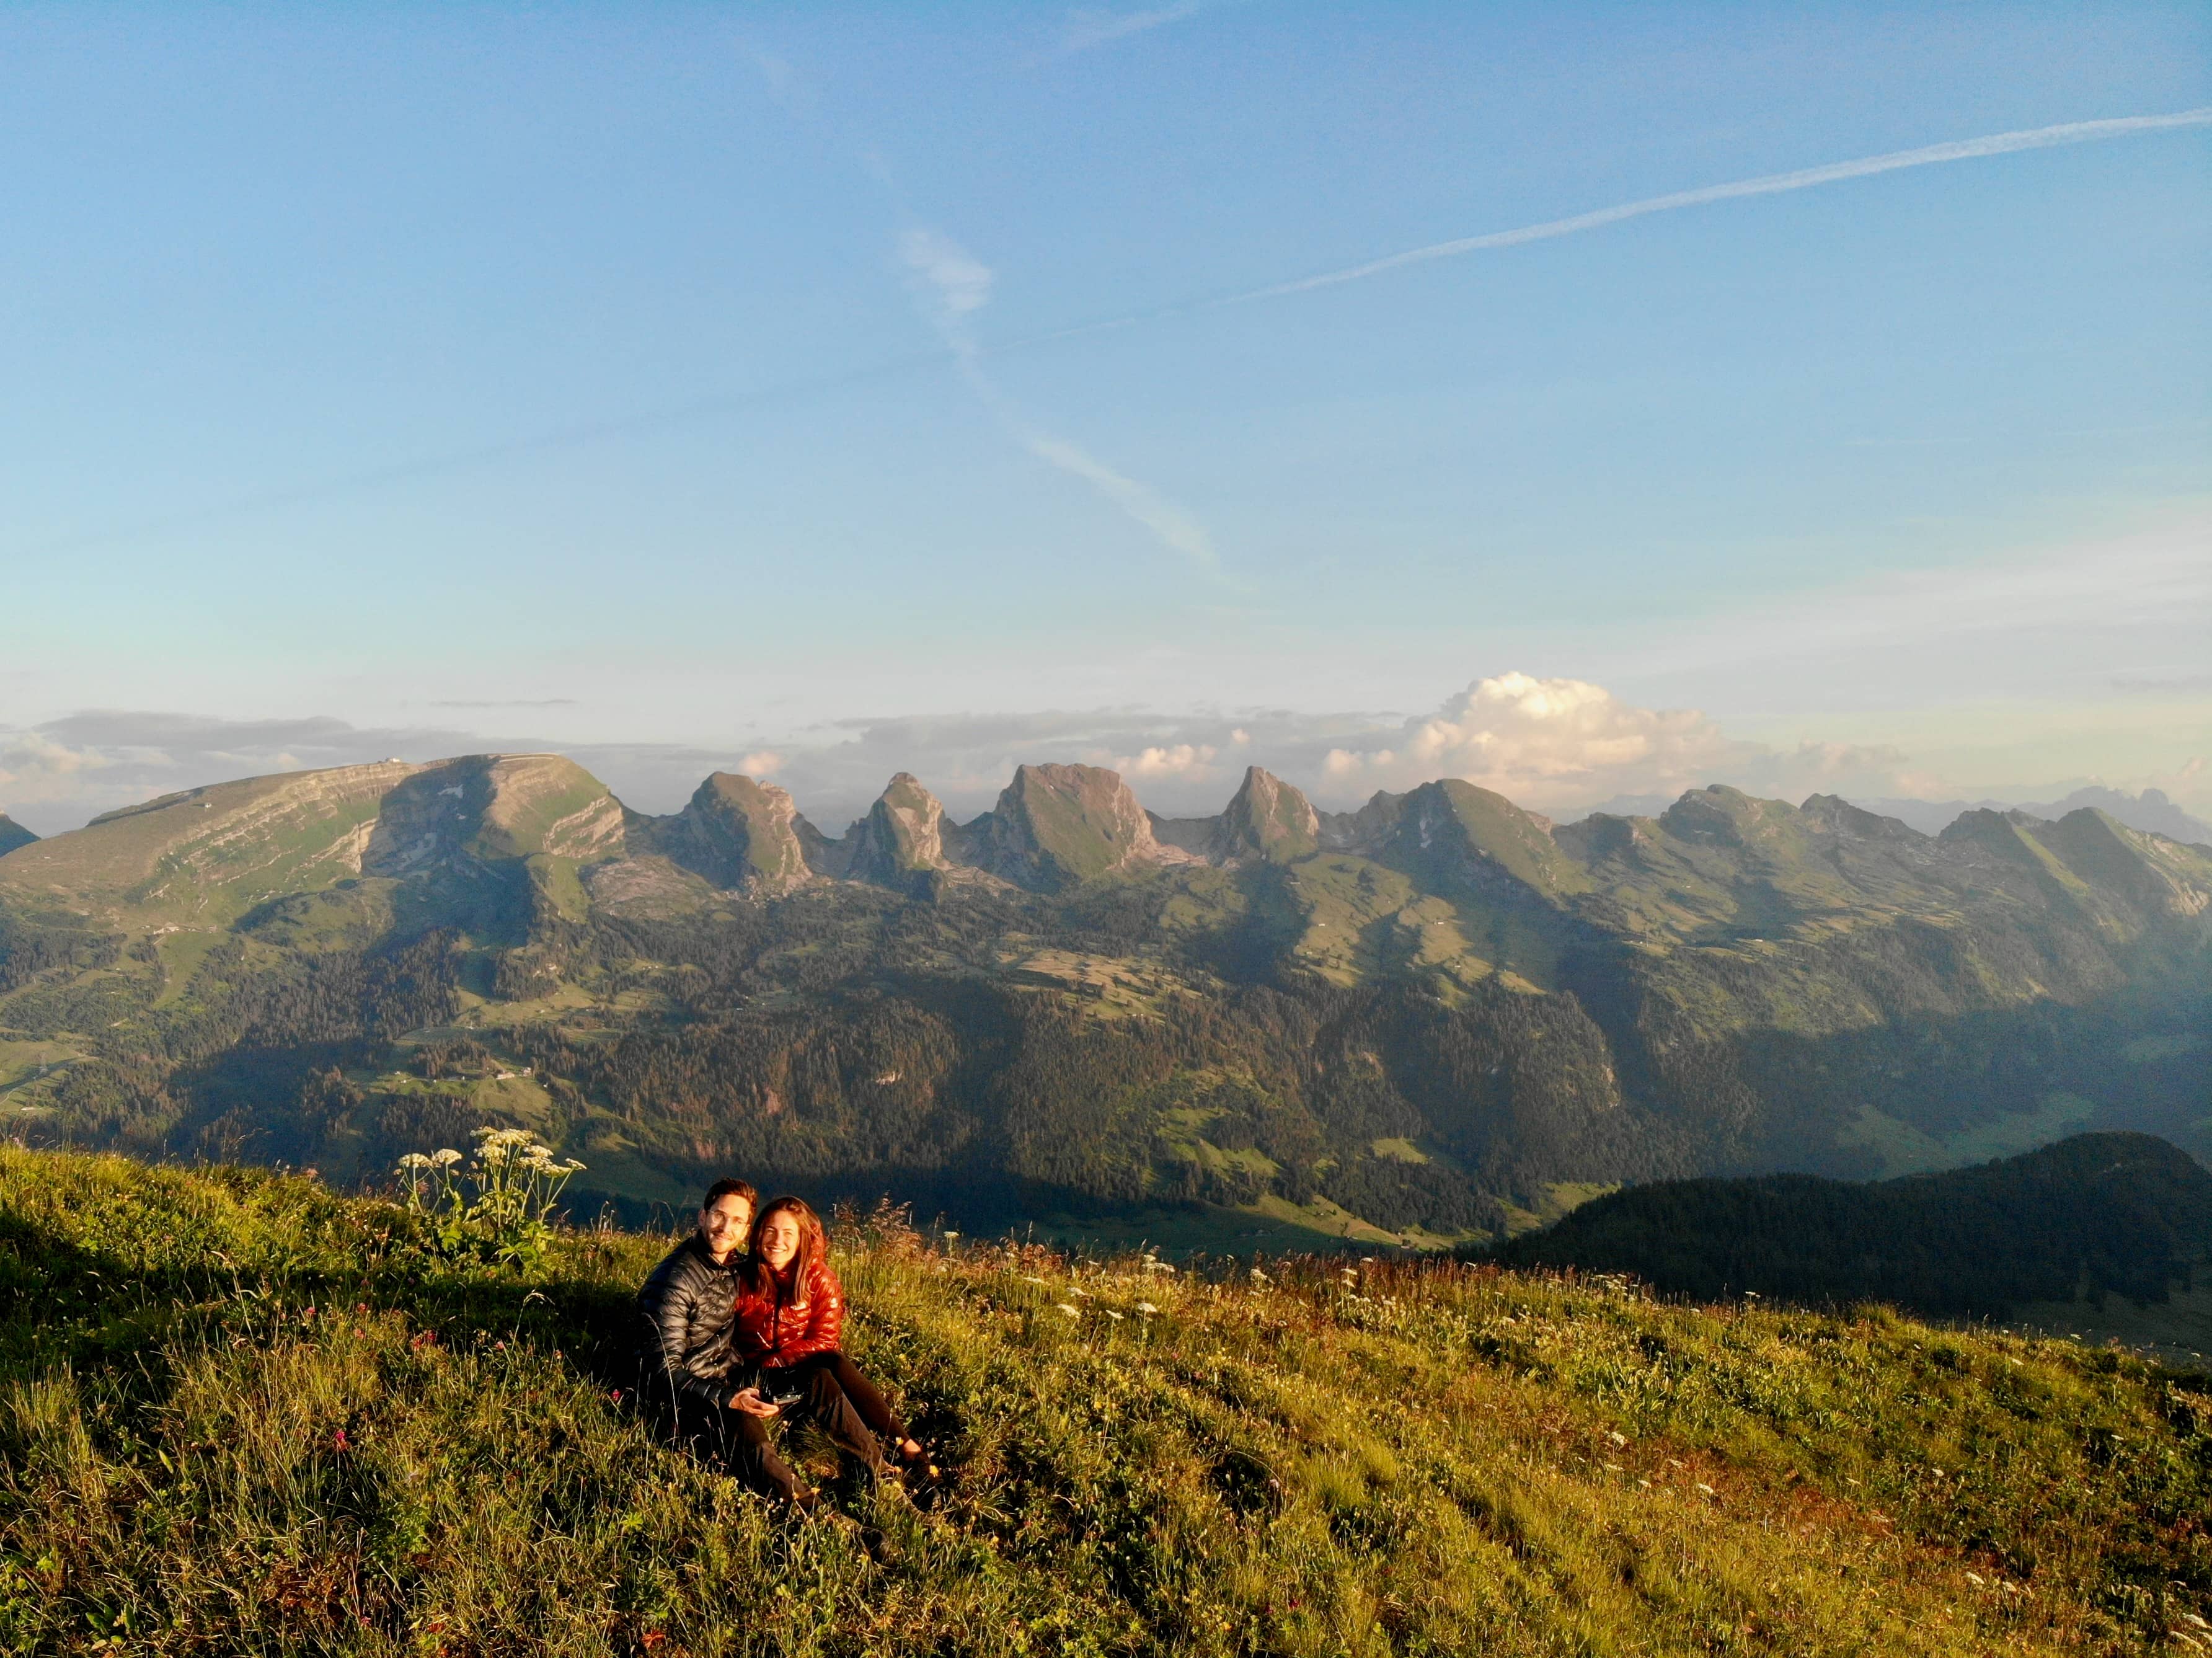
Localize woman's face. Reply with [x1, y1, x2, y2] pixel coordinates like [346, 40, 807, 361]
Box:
[758, 1209, 802, 1272]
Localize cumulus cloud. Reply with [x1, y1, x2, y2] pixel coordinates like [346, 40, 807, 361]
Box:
[1115, 743, 1219, 779]
[1322, 673, 1737, 799]
[1314, 673, 1929, 813]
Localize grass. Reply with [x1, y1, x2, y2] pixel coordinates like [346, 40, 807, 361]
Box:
[2, 1147, 2209, 1656]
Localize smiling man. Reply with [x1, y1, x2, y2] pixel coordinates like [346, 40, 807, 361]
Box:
[634, 1177, 758, 1432]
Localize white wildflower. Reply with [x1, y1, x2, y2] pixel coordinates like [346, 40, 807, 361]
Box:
[1965, 1572, 1985, 1587]
[1143, 1259, 1176, 1274]
[432, 1148, 464, 1166]
[940, 1231, 960, 1242]
[1105, 1310, 1124, 1322]
[397, 1153, 431, 1172]
[1136, 1302, 1159, 1316]
[1694, 1483, 1717, 1497]
[1055, 1303, 1080, 1318]
[1021, 1275, 1048, 1285]
[1249, 1268, 1271, 1285]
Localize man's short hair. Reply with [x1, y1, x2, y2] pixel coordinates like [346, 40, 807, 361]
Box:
[702, 1177, 758, 1212]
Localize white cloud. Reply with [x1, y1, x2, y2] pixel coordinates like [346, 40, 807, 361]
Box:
[898, 228, 995, 334]
[1315, 672, 1924, 812]
[1115, 743, 1219, 778]
[737, 751, 783, 778]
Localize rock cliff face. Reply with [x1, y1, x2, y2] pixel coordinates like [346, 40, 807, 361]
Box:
[655, 773, 817, 895]
[1208, 767, 1320, 864]
[970, 763, 1172, 892]
[0, 815, 38, 859]
[365, 755, 626, 879]
[840, 773, 953, 890]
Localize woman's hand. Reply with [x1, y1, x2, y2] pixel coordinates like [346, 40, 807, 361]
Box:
[728, 1386, 780, 1418]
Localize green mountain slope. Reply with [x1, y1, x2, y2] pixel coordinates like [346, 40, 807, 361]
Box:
[4, 1146, 2207, 1654]
[1, 755, 2206, 1243]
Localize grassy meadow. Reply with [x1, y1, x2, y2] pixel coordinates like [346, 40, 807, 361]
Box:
[1, 1146, 2208, 1656]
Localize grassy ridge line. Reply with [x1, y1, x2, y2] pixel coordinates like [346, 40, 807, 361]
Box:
[0, 1152, 2206, 1656]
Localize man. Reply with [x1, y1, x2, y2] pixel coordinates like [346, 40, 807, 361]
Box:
[635, 1177, 757, 1435]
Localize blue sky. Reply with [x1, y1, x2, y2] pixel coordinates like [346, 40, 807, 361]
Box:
[3, 3, 2208, 833]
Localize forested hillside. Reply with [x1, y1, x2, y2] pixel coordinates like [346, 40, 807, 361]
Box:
[1, 755, 2206, 1244]
[1497, 1132, 2212, 1331]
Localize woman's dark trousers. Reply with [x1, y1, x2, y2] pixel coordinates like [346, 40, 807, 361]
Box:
[674, 1354, 892, 1502]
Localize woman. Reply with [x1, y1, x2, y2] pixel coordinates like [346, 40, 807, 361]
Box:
[725, 1196, 929, 1502]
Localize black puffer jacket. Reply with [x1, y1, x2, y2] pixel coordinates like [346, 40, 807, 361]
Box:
[635, 1235, 743, 1418]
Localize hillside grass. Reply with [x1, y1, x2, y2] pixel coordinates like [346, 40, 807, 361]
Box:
[2, 1149, 2209, 1656]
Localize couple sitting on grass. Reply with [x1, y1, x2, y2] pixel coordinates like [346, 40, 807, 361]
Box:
[635, 1178, 931, 1512]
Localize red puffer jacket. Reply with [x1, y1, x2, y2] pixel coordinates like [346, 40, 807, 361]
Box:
[730, 1256, 846, 1370]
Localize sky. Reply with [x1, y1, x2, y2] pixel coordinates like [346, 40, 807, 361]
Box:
[2, 2, 2208, 836]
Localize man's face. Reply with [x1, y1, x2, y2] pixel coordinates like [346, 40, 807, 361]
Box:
[699, 1194, 753, 1263]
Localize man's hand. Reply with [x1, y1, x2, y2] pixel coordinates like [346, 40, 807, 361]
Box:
[728, 1386, 780, 1418]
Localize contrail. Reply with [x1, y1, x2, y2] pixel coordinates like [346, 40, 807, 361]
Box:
[1233, 108, 2212, 303]
[17, 107, 2207, 556]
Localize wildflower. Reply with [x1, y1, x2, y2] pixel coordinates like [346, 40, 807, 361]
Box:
[1607, 1430, 1629, 1447]
[941, 1231, 960, 1242]
[302, 1305, 316, 1321]
[333, 1428, 350, 1452]
[1105, 1310, 1124, 1322]
[397, 1152, 431, 1172]
[1965, 1572, 1985, 1587]
[609, 1388, 624, 1404]
[1694, 1482, 1716, 1497]
[1249, 1268, 1271, 1285]
[1143, 1259, 1176, 1273]
[1136, 1301, 1159, 1316]
[1055, 1303, 1080, 1318]
[1603, 1462, 1622, 1473]
[432, 1148, 463, 1167]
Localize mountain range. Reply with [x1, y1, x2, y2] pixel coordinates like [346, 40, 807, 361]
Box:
[2, 753, 2207, 1245]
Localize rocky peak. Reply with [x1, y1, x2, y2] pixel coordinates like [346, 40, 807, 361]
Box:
[365, 755, 624, 877]
[1210, 766, 1319, 864]
[0, 813, 38, 859]
[660, 773, 817, 895]
[841, 773, 955, 889]
[1797, 794, 1924, 842]
[976, 763, 1166, 892]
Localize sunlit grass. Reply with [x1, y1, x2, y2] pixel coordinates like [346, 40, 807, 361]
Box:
[1, 1148, 2206, 1654]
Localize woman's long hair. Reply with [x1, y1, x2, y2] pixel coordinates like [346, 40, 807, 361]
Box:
[746, 1195, 826, 1297]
